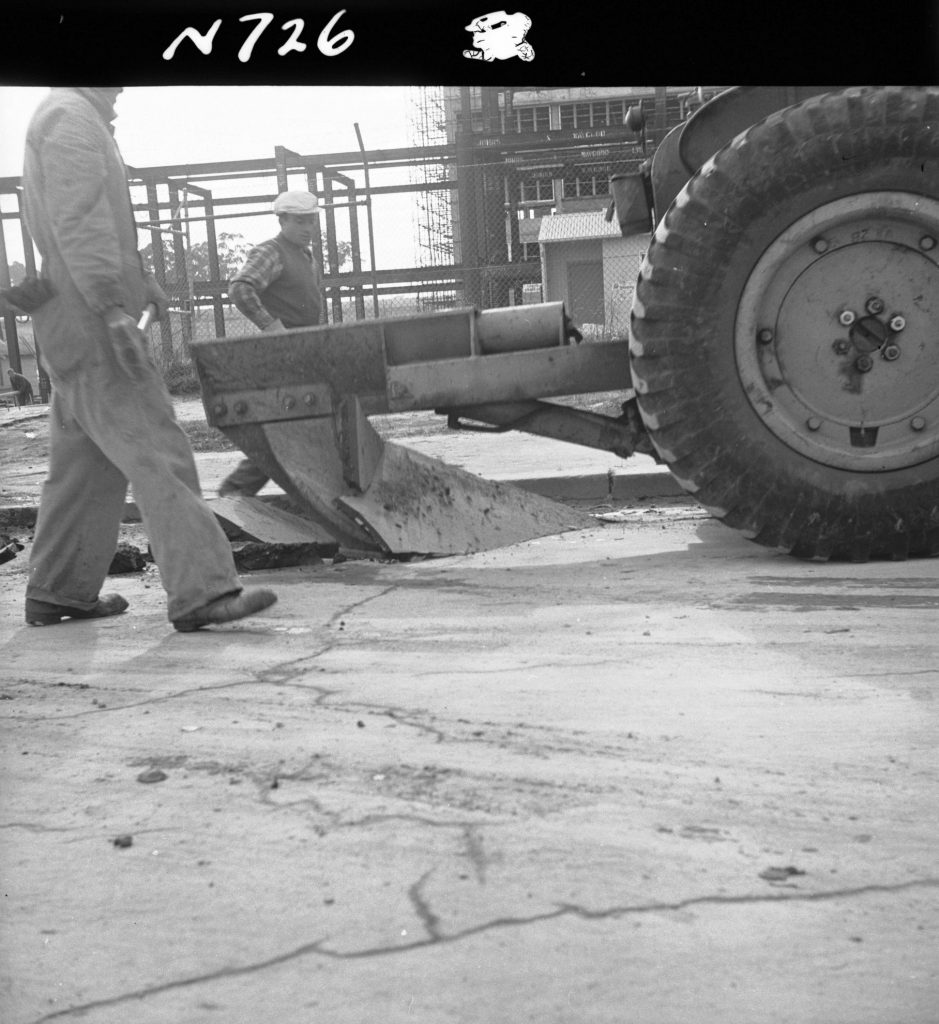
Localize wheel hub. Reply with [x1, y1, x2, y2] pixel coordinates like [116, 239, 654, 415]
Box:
[736, 191, 939, 471]
[848, 314, 889, 354]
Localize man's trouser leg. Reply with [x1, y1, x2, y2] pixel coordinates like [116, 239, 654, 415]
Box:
[27, 388, 128, 611]
[219, 458, 271, 497]
[30, 358, 241, 622]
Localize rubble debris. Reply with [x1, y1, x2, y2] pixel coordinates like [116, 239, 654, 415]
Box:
[108, 543, 149, 574]
[211, 494, 337, 549]
[759, 865, 806, 883]
[0, 534, 24, 564]
[232, 541, 324, 570]
[136, 768, 168, 784]
[112, 834, 133, 848]
[0, 507, 37, 531]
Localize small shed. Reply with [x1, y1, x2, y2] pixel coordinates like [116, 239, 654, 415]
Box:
[538, 211, 647, 337]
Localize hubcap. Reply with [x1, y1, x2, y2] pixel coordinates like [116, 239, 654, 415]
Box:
[735, 191, 939, 471]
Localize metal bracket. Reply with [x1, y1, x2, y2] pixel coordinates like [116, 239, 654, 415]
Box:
[206, 383, 334, 428]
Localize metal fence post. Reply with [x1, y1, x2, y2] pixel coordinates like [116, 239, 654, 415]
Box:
[15, 188, 50, 401]
[143, 177, 175, 362]
[353, 123, 380, 319]
[0, 206, 23, 377]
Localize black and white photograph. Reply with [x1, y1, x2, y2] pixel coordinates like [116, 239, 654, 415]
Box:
[1, 2, 937, 1021]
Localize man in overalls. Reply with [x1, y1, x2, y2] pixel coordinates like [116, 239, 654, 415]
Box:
[219, 190, 324, 497]
[20, 87, 277, 631]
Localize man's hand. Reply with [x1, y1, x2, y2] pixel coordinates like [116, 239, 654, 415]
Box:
[262, 318, 286, 334]
[143, 274, 170, 321]
[104, 307, 151, 381]
[0, 277, 56, 314]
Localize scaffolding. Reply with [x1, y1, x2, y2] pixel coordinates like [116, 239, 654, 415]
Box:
[407, 86, 456, 312]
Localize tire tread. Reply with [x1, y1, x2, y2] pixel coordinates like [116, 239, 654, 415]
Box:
[631, 86, 939, 561]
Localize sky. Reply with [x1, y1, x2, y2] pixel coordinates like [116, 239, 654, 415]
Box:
[0, 85, 425, 266]
[0, 85, 415, 177]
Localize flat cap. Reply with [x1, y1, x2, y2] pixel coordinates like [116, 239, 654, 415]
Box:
[273, 191, 318, 215]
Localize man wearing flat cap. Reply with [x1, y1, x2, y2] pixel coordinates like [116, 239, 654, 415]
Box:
[221, 190, 325, 497]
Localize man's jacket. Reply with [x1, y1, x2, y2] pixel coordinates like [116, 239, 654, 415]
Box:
[22, 88, 148, 380]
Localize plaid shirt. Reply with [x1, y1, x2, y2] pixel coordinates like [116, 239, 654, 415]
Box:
[230, 238, 318, 329]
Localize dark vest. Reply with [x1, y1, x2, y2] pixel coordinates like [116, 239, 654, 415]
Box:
[260, 235, 322, 328]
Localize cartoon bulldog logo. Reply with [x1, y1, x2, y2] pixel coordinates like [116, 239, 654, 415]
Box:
[463, 11, 534, 61]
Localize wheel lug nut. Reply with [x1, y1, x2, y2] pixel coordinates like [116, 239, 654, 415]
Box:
[911, 417, 926, 431]
[806, 417, 822, 431]
[234, 400, 248, 415]
[832, 339, 850, 355]
[855, 355, 874, 373]
[838, 310, 856, 326]
[889, 315, 906, 332]
[920, 235, 936, 251]
[882, 344, 901, 361]
[757, 328, 774, 344]
[811, 236, 829, 253]
[866, 297, 885, 315]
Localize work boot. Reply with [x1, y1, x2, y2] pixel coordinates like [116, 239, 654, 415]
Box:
[172, 588, 277, 632]
[218, 459, 270, 498]
[25, 593, 129, 626]
[218, 483, 251, 498]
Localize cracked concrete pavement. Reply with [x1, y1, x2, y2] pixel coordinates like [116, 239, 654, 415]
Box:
[1, 411, 938, 1022]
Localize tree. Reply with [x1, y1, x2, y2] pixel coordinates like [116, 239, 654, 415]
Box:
[139, 230, 356, 289]
[140, 231, 251, 285]
[322, 239, 354, 273]
[212, 233, 253, 280]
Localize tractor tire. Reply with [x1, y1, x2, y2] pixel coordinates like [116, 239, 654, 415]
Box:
[630, 86, 939, 561]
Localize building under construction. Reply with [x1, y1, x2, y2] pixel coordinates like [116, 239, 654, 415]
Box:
[412, 85, 720, 315]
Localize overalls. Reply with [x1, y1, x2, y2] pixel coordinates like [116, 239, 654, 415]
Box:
[22, 89, 240, 621]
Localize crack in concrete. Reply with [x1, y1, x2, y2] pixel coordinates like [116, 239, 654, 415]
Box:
[5, 587, 398, 724]
[250, 654, 337, 690]
[251, 757, 335, 819]
[369, 706, 447, 743]
[753, 689, 827, 698]
[28, 877, 939, 1022]
[256, 771, 510, 840]
[836, 668, 939, 679]
[343, 709, 645, 767]
[6, 671, 335, 722]
[324, 585, 399, 631]
[0, 821, 76, 833]
[408, 869, 443, 940]
[6, 645, 351, 722]
[461, 824, 489, 884]
[316, 810, 485, 831]
[408, 656, 617, 679]
[254, 751, 614, 832]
